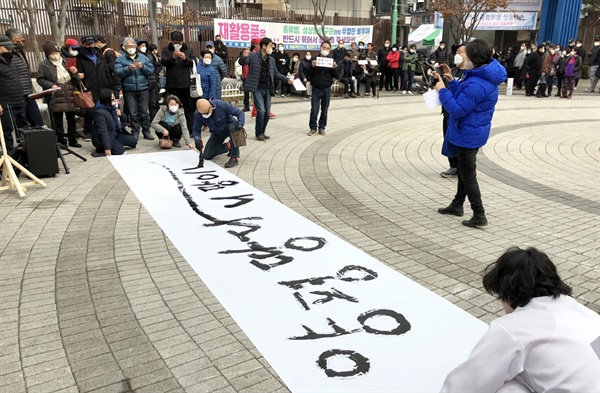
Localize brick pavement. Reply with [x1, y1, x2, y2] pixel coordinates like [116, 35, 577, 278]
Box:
[1, 83, 598, 392]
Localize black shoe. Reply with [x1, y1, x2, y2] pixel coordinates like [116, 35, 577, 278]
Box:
[462, 212, 488, 227]
[173, 140, 181, 148]
[243, 106, 250, 112]
[438, 203, 464, 217]
[264, 135, 271, 139]
[143, 133, 155, 141]
[318, 128, 326, 135]
[308, 129, 317, 136]
[68, 140, 82, 148]
[256, 135, 266, 141]
[225, 157, 238, 168]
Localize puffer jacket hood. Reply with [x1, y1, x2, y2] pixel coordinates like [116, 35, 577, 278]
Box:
[462, 58, 506, 86]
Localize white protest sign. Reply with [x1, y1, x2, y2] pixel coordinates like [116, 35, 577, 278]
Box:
[369, 59, 378, 66]
[292, 78, 307, 91]
[316, 57, 334, 68]
[423, 89, 442, 110]
[358, 60, 368, 65]
[109, 151, 487, 392]
[506, 77, 514, 96]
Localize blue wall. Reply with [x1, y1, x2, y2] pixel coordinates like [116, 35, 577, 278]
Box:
[538, 0, 583, 46]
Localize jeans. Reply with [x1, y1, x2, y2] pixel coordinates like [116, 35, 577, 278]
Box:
[155, 121, 183, 142]
[124, 90, 151, 135]
[541, 74, 554, 96]
[15, 96, 44, 128]
[95, 132, 137, 155]
[204, 121, 240, 159]
[589, 65, 599, 92]
[242, 78, 250, 107]
[340, 77, 355, 94]
[454, 147, 483, 213]
[253, 88, 271, 137]
[309, 87, 331, 131]
[402, 70, 414, 91]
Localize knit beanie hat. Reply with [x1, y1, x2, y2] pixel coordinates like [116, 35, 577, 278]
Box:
[43, 41, 60, 58]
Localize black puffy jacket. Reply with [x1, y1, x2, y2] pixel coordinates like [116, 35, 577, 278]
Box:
[0, 54, 24, 108]
[76, 49, 113, 101]
[160, 42, 195, 89]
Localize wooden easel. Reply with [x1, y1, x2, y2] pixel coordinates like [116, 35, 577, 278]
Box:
[0, 121, 46, 197]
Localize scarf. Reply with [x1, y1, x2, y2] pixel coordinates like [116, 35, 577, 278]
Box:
[51, 59, 71, 84]
[97, 102, 122, 136]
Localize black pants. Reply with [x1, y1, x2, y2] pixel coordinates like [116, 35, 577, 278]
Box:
[148, 87, 159, 122]
[155, 121, 183, 142]
[514, 67, 524, 88]
[167, 87, 196, 134]
[454, 147, 483, 213]
[242, 78, 250, 107]
[51, 112, 78, 143]
[526, 73, 540, 95]
[83, 107, 95, 137]
[15, 96, 44, 128]
[384, 67, 393, 90]
[340, 77, 355, 94]
[442, 113, 458, 168]
[379, 66, 388, 90]
[403, 70, 414, 91]
[361, 75, 377, 94]
[0, 105, 20, 151]
[555, 72, 564, 95]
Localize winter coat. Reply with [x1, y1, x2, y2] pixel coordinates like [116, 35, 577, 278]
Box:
[210, 55, 227, 88]
[36, 59, 80, 113]
[151, 106, 191, 145]
[102, 47, 122, 86]
[332, 47, 347, 64]
[142, 51, 161, 90]
[386, 51, 400, 69]
[160, 42, 195, 88]
[438, 59, 507, 153]
[76, 49, 113, 101]
[564, 55, 582, 78]
[92, 102, 127, 151]
[347, 49, 360, 60]
[273, 51, 290, 75]
[434, 47, 449, 64]
[234, 57, 243, 79]
[589, 45, 600, 66]
[239, 51, 289, 95]
[197, 63, 217, 99]
[513, 50, 527, 68]
[214, 41, 228, 62]
[299, 58, 312, 81]
[401, 52, 418, 71]
[525, 51, 543, 75]
[0, 54, 24, 108]
[378, 47, 390, 67]
[290, 58, 301, 77]
[305, 56, 339, 89]
[114, 52, 154, 92]
[338, 60, 354, 79]
[192, 99, 245, 137]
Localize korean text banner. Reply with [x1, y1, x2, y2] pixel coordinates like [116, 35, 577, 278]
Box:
[465, 12, 538, 30]
[110, 150, 487, 392]
[214, 18, 374, 51]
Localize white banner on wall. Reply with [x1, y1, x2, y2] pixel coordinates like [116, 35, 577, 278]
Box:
[110, 151, 487, 392]
[214, 18, 374, 51]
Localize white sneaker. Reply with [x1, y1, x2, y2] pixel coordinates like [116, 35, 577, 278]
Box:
[402, 91, 407, 95]
[408, 91, 413, 95]
[159, 88, 166, 94]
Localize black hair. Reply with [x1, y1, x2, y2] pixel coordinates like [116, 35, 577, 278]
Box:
[292, 52, 300, 58]
[409, 44, 417, 49]
[358, 41, 365, 45]
[259, 37, 272, 49]
[200, 50, 213, 58]
[166, 95, 181, 105]
[439, 41, 446, 45]
[321, 41, 331, 48]
[148, 43, 158, 51]
[538, 44, 546, 50]
[465, 38, 493, 68]
[343, 52, 351, 58]
[367, 42, 372, 46]
[482, 247, 572, 310]
[171, 31, 183, 42]
[99, 88, 114, 105]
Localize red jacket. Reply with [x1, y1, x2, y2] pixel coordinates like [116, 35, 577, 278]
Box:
[386, 51, 400, 69]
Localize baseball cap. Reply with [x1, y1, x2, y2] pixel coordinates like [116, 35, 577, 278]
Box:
[0, 34, 15, 49]
[81, 35, 95, 44]
[205, 40, 214, 48]
[95, 35, 107, 44]
[65, 38, 80, 48]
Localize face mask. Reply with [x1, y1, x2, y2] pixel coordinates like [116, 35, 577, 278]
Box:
[202, 111, 212, 119]
[410, 49, 415, 53]
[562, 51, 567, 55]
[126, 48, 136, 55]
[454, 53, 463, 65]
[384, 43, 389, 48]
[440, 46, 445, 50]
[85, 46, 95, 54]
[306, 55, 311, 60]
[266, 47, 273, 55]
[139, 47, 147, 53]
[550, 49, 555, 54]
[49, 53, 61, 62]
[392, 48, 397, 52]
[278, 47, 284, 52]
[292, 57, 298, 62]
[321, 50, 329, 57]
[111, 100, 118, 108]
[208, 48, 214, 53]
[595, 42, 600, 47]
[576, 43, 582, 47]
[173, 44, 182, 51]
[203, 58, 211, 65]
[69, 50, 78, 57]
[359, 45, 364, 50]
[15, 43, 24, 50]
[168, 105, 179, 113]
[526, 50, 531, 55]
[215, 39, 221, 43]
[521, 47, 526, 51]
[338, 44, 344, 48]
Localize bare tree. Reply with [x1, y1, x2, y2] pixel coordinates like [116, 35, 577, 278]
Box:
[311, 0, 331, 42]
[12, 0, 43, 63]
[431, 0, 510, 43]
[44, 0, 69, 45]
[80, 0, 117, 34]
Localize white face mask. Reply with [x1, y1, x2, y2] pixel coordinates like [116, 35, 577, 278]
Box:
[126, 48, 136, 55]
[358, 45, 364, 49]
[392, 48, 397, 52]
[550, 49, 555, 54]
[338, 44, 344, 48]
[203, 58, 212, 65]
[69, 50, 78, 57]
[202, 111, 212, 119]
[384, 43, 389, 48]
[266, 47, 273, 55]
[292, 57, 298, 62]
[320, 50, 330, 57]
[168, 105, 179, 113]
[595, 42, 600, 47]
[410, 49, 415, 53]
[526, 50, 531, 54]
[576, 43, 582, 47]
[139, 47, 147, 53]
[440, 46, 445, 50]
[111, 100, 119, 108]
[454, 53, 463, 66]
[278, 47, 284, 52]
[306, 55, 311, 60]
[49, 53, 61, 62]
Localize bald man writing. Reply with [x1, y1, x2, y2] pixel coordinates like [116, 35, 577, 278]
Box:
[193, 98, 245, 168]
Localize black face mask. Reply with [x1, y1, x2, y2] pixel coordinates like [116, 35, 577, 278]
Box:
[15, 43, 24, 50]
[85, 47, 96, 54]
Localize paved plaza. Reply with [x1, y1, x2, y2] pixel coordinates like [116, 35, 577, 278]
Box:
[1, 84, 599, 393]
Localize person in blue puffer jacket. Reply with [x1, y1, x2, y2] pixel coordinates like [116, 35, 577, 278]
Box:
[434, 39, 507, 228]
[115, 37, 155, 141]
[197, 50, 217, 100]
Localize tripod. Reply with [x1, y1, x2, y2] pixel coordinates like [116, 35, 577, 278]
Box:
[56, 142, 87, 174]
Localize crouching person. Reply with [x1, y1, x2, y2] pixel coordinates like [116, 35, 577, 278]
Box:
[92, 88, 137, 157]
[193, 98, 245, 168]
[151, 95, 194, 148]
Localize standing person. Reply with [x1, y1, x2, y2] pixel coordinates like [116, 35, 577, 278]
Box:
[205, 41, 227, 100]
[0, 35, 23, 151]
[161, 31, 196, 132]
[513, 43, 527, 89]
[213, 35, 228, 63]
[143, 42, 162, 121]
[434, 41, 449, 65]
[378, 40, 391, 91]
[332, 39, 346, 64]
[299, 52, 312, 100]
[151, 95, 194, 149]
[5, 29, 43, 128]
[338, 53, 356, 98]
[586, 37, 600, 93]
[540, 44, 558, 97]
[434, 39, 506, 227]
[76, 35, 113, 140]
[401, 44, 417, 94]
[573, 40, 586, 89]
[197, 50, 217, 100]
[240, 48, 250, 111]
[357, 41, 367, 55]
[525, 44, 544, 97]
[560, 48, 582, 99]
[273, 43, 290, 97]
[60, 38, 80, 62]
[92, 89, 136, 157]
[95, 35, 122, 100]
[305, 41, 338, 136]
[440, 247, 600, 392]
[193, 98, 245, 168]
[386, 45, 400, 92]
[37, 41, 82, 148]
[114, 37, 155, 141]
[238, 37, 293, 141]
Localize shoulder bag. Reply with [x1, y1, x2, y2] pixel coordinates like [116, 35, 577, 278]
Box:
[190, 60, 203, 98]
[73, 81, 95, 109]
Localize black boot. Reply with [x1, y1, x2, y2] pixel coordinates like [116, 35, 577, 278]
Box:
[462, 211, 488, 227]
[438, 202, 464, 217]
